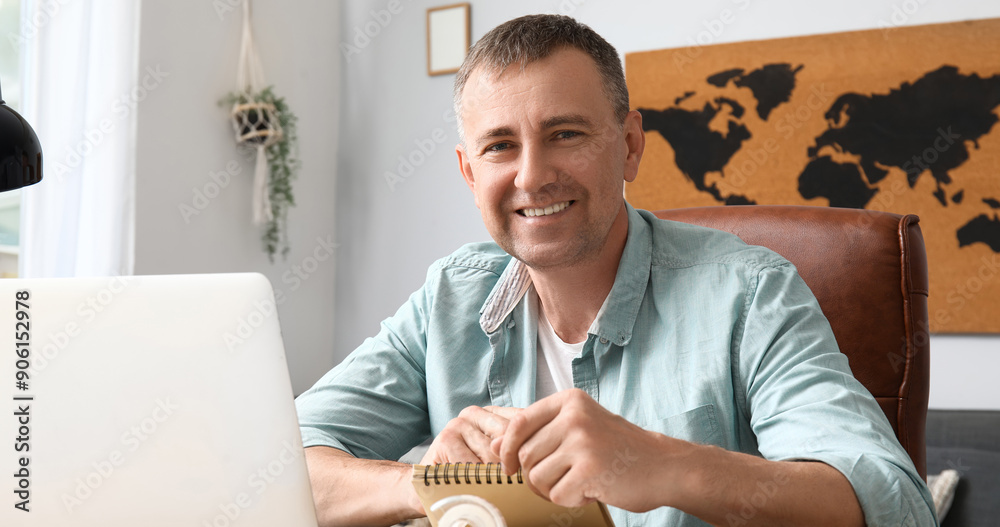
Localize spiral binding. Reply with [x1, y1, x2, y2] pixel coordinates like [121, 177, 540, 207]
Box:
[420, 463, 524, 486]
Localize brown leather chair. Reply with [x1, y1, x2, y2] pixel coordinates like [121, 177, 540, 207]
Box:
[653, 205, 929, 478]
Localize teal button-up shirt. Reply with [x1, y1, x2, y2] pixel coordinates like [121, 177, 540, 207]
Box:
[296, 205, 936, 526]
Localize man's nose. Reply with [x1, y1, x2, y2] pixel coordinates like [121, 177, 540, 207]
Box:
[513, 145, 558, 193]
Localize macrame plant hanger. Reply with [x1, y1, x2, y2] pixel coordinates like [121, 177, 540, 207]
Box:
[231, 0, 282, 225]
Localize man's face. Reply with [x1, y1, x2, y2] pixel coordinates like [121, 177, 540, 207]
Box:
[457, 47, 644, 271]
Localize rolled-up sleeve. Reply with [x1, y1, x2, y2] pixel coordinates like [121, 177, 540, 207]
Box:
[735, 263, 937, 526]
[295, 277, 433, 462]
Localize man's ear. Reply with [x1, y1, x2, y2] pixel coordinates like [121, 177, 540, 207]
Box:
[622, 110, 645, 183]
[456, 144, 481, 209]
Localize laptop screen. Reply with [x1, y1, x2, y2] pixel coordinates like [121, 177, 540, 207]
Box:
[1, 273, 318, 527]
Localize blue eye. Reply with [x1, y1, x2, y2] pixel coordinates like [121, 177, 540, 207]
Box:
[485, 142, 511, 153]
[556, 130, 581, 139]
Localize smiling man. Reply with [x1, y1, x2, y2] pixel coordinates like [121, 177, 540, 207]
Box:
[295, 15, 936, 527]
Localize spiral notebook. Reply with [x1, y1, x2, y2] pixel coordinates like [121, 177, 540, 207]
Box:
[412, 463, 615, 526]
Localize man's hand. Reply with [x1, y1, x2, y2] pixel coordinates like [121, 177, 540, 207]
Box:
[492, 389, 672, 512]
[419, 405, 522, 465]
[491, 389, 864, 527]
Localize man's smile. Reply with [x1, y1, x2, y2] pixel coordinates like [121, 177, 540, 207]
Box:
[517, 200, 574, 217]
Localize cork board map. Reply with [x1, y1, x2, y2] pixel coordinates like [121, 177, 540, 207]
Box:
[625, 18, 1000, 333]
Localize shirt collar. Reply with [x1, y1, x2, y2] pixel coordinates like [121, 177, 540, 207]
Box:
[479, 203, 652, 344]
[479, 256, 532, 334]
[588, 203, 651, 346]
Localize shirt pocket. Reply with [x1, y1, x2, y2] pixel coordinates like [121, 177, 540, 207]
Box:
[645, 404, 722, 446]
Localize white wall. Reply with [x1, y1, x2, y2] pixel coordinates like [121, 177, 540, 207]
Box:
[134, 0, 339, 395]
[333, 0, 1000, 409]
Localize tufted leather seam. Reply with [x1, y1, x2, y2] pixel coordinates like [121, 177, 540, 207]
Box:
[896, 214, 918, 454]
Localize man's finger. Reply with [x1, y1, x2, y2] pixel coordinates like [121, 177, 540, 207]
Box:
[486, 406, 522, 420]
[523, 451, 573, 500]
[462, 425, 503, 463]
[474, 410, 511, 439]
[490, 435, 503, 457]
[547, 465, 599, 509]
[498, 395, 563, 472]
[422, 440, 480, 465]
[512, 416, 563, 473]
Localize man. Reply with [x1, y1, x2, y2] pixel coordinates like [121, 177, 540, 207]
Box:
[296, 14, 936, 526]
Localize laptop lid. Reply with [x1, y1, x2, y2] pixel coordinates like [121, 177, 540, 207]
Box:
[0, 273, 318, 527]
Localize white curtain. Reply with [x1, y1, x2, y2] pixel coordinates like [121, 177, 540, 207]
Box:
[18, 0, 140, 277]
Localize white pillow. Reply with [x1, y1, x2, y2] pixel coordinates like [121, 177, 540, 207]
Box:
[926, 469, 960, 521]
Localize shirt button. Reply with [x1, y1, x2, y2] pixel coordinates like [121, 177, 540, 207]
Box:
[600, 337, 609, 344]
[493, 379, 501, 385]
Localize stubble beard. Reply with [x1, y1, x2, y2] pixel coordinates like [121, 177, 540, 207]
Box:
[491, 203, 619, 272]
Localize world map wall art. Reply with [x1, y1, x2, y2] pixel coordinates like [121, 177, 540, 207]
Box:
[625, 18, 1000, 333]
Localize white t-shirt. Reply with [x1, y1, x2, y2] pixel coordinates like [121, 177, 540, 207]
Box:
[534, 291, 585, 400]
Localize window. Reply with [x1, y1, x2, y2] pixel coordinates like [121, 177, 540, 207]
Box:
[0, 0, 22, 277]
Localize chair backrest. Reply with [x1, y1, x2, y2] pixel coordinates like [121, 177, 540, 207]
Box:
[653, 205, 929, 478]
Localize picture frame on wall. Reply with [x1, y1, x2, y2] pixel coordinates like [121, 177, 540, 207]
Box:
[427, 3, 471, 76]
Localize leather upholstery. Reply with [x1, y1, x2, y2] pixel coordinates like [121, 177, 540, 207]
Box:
[653, 205, 929, 478]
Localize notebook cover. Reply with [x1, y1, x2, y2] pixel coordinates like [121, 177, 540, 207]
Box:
[412, 463, 615, 527]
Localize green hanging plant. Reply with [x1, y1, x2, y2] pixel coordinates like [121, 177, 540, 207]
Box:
[222, 86, 300, 261]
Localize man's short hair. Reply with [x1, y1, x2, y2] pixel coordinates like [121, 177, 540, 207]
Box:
[453, 14, 629, 142]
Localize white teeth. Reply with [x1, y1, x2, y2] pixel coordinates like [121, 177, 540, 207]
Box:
[523, 201, 570, 217]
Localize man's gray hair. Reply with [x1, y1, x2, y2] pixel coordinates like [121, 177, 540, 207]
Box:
[453, 14, 629, 143]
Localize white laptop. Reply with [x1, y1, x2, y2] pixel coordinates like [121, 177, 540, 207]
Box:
[0, 273, 318, 526]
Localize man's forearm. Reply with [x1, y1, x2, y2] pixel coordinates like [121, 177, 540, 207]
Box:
[304, 446, 422, 527]
[658, 438, 865, 527]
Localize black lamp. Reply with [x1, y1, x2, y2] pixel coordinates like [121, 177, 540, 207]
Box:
[0, 77, 42, 191]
